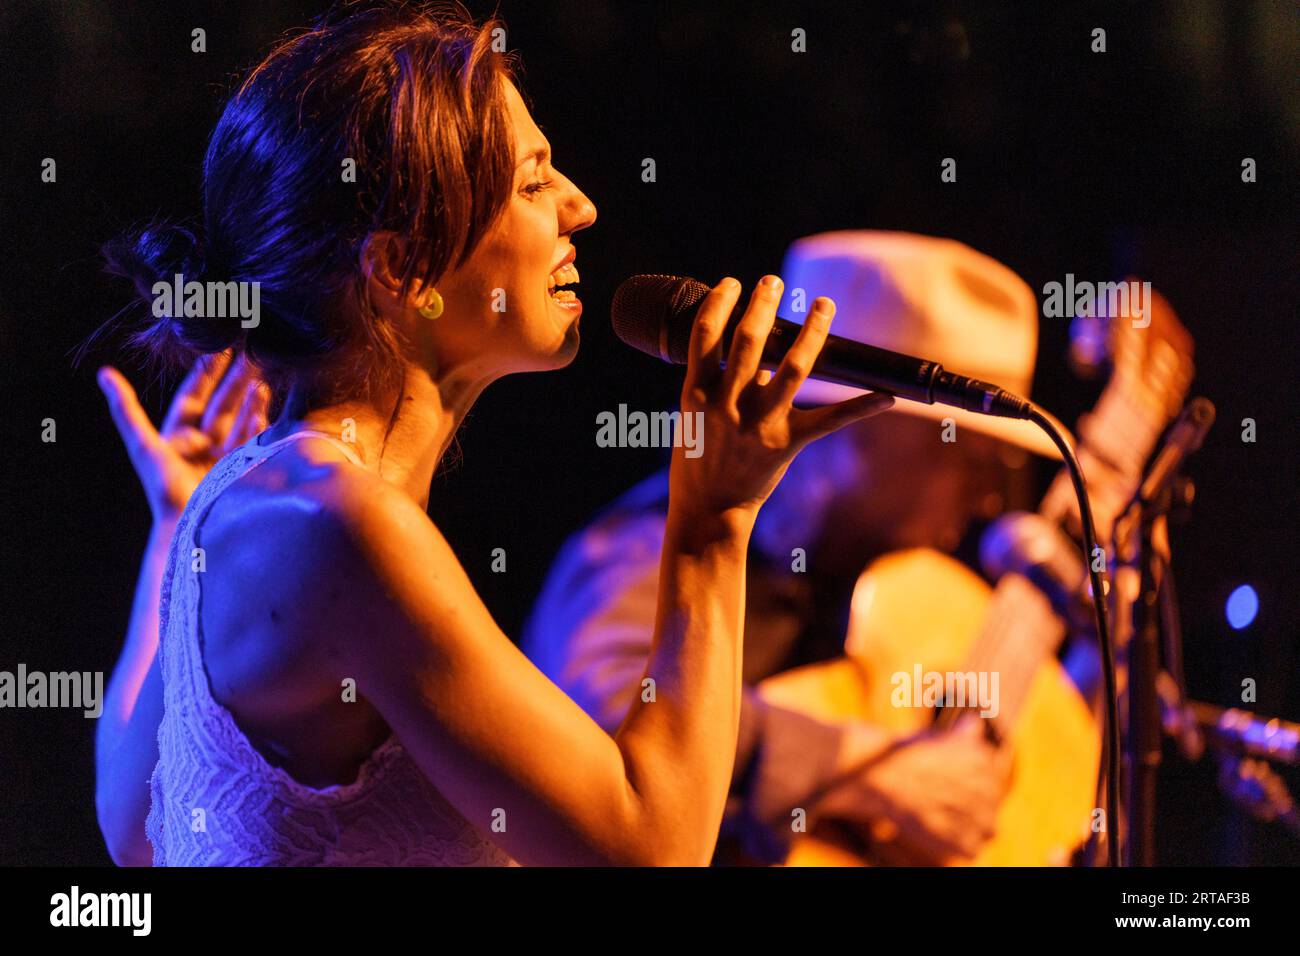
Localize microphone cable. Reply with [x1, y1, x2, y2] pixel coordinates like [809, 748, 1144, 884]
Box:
[1027, 404, 1121, 867]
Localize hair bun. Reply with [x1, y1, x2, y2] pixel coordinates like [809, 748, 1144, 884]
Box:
[102, 220, 243, 361]
[103, 221, 204, 298]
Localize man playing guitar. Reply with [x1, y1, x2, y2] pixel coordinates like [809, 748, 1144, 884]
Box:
[524, 231, 1193, 865]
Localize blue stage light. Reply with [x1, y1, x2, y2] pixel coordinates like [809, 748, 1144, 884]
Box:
[1226, 585, 1258, 630]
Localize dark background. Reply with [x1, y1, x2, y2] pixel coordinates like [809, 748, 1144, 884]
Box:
[1, 0, 1296, 865]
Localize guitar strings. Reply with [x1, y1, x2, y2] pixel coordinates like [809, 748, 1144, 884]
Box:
[956, 576, 1064, 731]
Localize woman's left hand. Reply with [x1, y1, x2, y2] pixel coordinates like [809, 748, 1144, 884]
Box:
[97, 352, 269, 525]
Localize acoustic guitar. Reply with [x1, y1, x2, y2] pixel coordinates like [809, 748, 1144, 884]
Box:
[760, 281, 1195, 866]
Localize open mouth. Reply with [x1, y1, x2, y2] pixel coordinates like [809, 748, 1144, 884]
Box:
[547, 262, 580, 305]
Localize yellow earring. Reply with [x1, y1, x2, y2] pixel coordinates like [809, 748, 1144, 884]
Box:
[418, 288, 444, 320]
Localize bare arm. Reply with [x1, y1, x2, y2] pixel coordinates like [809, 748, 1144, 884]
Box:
[316, 278, 892, 865]
[96, 520, 173, 766]
[530, 543, 899, 856]
[531, 549, 822, 794]
[95, 516, 173, 866]
[94, 355, 267, 864]
[96, 657, 162, 866]
[321, 493, 753, 864]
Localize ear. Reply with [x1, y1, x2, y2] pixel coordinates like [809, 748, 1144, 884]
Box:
[360, 231, 440, 313]
[359, 231, 408, 297]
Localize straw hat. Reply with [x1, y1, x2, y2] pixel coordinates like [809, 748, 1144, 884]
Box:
[783, 230, 1060, 458]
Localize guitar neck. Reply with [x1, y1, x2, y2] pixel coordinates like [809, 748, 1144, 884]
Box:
[1039, 385, 1161, 540]
[960, 379, 1178, 737]
[954, 574, 1069, 736]
[946, 287, 1192, 741]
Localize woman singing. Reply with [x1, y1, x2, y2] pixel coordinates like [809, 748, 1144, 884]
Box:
[93, 2, 892, 866]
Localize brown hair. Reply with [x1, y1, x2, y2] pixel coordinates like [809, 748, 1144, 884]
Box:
[102, 1, 519, 403]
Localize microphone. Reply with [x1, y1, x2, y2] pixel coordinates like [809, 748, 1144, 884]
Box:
[1134, 397, 1215, 508]
[979, 511, 1095, 635]
[611, 274, 1033, 419]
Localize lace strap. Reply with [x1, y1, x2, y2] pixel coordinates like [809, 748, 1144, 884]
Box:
[247, 429, 365, 468]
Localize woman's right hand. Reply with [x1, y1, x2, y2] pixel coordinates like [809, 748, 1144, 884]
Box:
[97, 351, 269, 526]
[669, 275, 894, 529]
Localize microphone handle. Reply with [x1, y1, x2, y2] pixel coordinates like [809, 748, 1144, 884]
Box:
[743, 316, 1032, 419]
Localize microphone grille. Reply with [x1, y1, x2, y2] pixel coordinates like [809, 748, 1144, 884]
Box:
[980, 511, 1086, 590]
[611, 274, 711, 364]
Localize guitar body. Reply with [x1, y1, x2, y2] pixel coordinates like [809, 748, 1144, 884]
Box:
[757, 284, 1192, 866]
[760, 548, 1101, 866]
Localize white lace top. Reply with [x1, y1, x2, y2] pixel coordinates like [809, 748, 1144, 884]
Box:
[145, 430, 514, 866]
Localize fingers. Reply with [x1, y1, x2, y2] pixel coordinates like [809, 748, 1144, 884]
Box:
[97, 366, 161, 471]
[946, 716, 1012, 807]
[227, 379, 271, 451]
[762, 295, 834, 410]
[161, 350, 233, 433]
[722, 275, 783, 403]
[684, 278, 740, 394]
[791, 391, 895, 446]
[200, 354, 259, 444]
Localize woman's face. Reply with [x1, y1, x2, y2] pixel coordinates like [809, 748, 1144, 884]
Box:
[429, 80, 598, 379]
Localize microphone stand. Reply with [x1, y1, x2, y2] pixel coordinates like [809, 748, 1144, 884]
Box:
[1111, 398, 1215, 865]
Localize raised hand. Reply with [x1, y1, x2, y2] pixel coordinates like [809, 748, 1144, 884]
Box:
[670, 275, 894, 524]
[97, 352, 270, 524]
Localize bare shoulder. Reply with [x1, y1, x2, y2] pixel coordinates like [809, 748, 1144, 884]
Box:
[206, 438, 442, 568]
[199, 439, 464, 695]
